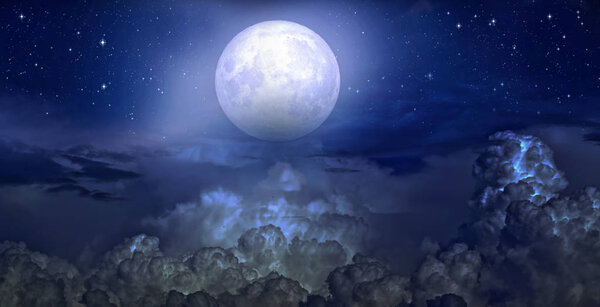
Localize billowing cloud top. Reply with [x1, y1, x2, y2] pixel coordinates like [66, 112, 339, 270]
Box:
[2, 131, 600, 306]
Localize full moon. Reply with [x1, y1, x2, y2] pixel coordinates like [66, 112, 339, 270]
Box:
[215, 20, 340, 141]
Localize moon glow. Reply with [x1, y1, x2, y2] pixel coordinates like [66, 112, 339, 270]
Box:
[215, 20, 340, 141]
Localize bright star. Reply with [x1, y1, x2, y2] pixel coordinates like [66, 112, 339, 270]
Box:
[19, 14, 25, 20]
[101, 83, 107, 90]
[99, 39, 106, 47]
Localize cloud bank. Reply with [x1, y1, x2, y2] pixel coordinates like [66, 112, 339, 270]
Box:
[2, 131, 600, 306]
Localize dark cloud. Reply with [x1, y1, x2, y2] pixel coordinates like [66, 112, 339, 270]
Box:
[62, 154, 112, 168]
[46, 184, 123, 201]
[72, 165, 140, 182]
[426, 294, 467, 307]
[1, 226, 344, 306]
[0, 137, 140, 201]
[0, 241, 82, 306]
[583, 131, 600, 146]
[0, 138, 74, 186]
[1, 131, 600, 306]
[372, 156, 426, 175]
[217, 272, 309, 307]
[413, 131, 600, 306]
[323, 167, 360, 173]
[325, 253, 412, 306]
[64, 145, 137, 163]
[0, 126, 478, 284]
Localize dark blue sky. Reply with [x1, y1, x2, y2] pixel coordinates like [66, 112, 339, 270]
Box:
[2, 0, 599, 152]
[1, 0, 600, 274]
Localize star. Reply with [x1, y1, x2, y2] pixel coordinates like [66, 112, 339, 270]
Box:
[547, 13, 552, 20]
[101, 83, 107, 90]
[456, 23, 462, 29]
[19, 14, 25, 20]
[99, 39, 106, 47]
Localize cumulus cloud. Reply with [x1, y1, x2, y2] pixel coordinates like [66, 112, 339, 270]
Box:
[143, 161, 371, 257]
[473, 131, 567, 207]
[218, 272, 309, 307]
[4, 131, 600, 306]
[145, 189, 370, 256]
[0, 241, 83, 307]
[233, 225, 348, 294]
[1, 224, 343, 306]
[463, 131, 569, 253]
[83, 233, 258, 305]
[164, 290, 218, 307]
[413, 131, 600, 306]
[413, 243, 483, 306]
[325, 254, 412, 306]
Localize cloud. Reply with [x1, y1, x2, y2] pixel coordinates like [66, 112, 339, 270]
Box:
[64, 145, 137, 163]
[0, 137, 140, 201]
[217, 272, 309, 307]
[148, 191, 370, 255]
[9, 225, 345, 306]
[83, 234, 254, 305]
[0, 138, 74, 186]
[164, 290, 217, 307]
[234, 225, 348, 294]
[413, 131, 600, 306]
[523, 126, 600, 191]
[325, 254, 412, 306]
[425, 294, 467, 307]
[46, 184, 124, 201]
[413, 243, 483, 306]
[0, 241, 83, 306]
[258, 162, 306, 192]
[463, 131, 568, 252]
[3, 130, 600, 306]
[143, 162, 372, 257]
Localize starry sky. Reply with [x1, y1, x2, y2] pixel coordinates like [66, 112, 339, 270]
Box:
[2, 0, 600, 286]
[3, 0, 599, 148]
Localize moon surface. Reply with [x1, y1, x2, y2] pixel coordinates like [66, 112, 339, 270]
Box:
[215, 20, 340, 141]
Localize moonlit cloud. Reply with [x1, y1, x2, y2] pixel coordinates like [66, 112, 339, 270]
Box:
[3, 131, 600, 306]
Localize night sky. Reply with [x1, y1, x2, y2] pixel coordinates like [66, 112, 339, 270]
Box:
[2, 0, 600, 306]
